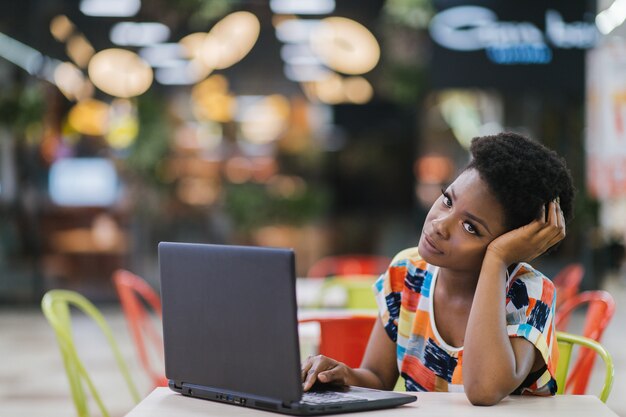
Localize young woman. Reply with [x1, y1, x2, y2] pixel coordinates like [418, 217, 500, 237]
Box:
[301, 132, 575, 406]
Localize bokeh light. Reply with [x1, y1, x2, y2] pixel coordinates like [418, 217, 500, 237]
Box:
[67, 98, 110, 136]
[88, 48, 153, 98]
[310, 17, 380, 75]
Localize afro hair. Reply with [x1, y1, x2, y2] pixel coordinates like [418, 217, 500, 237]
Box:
[466, 132, 575, 231]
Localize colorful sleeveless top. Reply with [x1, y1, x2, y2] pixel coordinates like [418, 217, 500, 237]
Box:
[373, 247, 558, 395]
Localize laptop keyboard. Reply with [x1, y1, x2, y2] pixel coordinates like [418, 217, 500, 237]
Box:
[301, 390, 368, 405]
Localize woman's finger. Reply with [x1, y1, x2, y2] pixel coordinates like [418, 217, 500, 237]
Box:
[301, 357, 313, 381]
[302, 356, 337, 391]
[555, 202, 562, 230]
[318, 367, 342, 384]
[536, 219, 565, 251]
[536, 218, 565, 244]
[546, 201, 558, 226]
[302, 364, 320, 391]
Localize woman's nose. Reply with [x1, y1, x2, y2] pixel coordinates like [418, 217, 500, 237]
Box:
[432, 215, 450, 239]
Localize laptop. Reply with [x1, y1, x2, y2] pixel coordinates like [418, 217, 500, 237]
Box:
[158, 241, 416, 415]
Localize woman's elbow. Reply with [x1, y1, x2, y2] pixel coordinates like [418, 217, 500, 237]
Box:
[464, 384, 505, 406]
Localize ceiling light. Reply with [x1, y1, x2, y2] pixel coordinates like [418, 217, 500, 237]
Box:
[310, 17, 380, 75]
[0, 32, 44, 75]
[88, 48, 153, 98]
[284, 63, 330, 81]
[110, 22, 170, 46]
[66, 34, 94, 68]
[313, 73, 344, 104]
[50, 15, 75, 42]
[54, 62, 86, 101]
[205, 11, 260, 69]
[80, 0, 141, 17]
[180, 32, 209, 59]
[193, 74, 230, 96]
[270, 0, 335, 15]
[38, 57, 64, 85]
[139, 43, 184, 67]
[281, 43, 321, 65]
[154, 61, 211, 85]
[275, 19, 321, 43]
[596, 0, 626, 34]
[343, 76, 373, 104]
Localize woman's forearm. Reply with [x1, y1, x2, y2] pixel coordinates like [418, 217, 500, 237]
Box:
[462, 251, 530, 405]
[346, 368, 395, 390]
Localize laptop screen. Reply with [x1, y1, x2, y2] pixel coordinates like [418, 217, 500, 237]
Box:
[159, 242, 303, 404]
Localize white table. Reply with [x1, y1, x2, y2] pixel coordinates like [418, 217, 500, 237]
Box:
[125, 387, 619, 417]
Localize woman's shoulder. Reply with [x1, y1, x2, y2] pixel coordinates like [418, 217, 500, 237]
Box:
[380, 247, 431, 295]
[508, 262, 555, 302]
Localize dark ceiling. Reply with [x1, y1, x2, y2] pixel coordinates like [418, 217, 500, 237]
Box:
[0, 0, 385, 96]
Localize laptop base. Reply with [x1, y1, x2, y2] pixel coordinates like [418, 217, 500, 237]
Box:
[170, 380, 416, 416]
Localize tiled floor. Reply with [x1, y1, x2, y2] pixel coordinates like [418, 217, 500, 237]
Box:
[1, 276, 625, 417]
[0, 306, 154, 417]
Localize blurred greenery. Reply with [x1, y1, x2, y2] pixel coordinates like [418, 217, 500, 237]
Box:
[0, 85, 45, 135]
[224, 182, 330, 232]
[189, 0, 235, 29]
[383, 64, 428, 106]
[379, 1, 432, 105]
[125, 92, 171, 187]
[383, 0, 434, 30]
[161, 0, 236, 30]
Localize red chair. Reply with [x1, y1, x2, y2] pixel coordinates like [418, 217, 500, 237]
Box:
[298, 315, 376, 368]
[307, 255, 391, 278]
[553, 263, 584, 310]
[554, 290, 616, 395]
[112, 269, 168, 388]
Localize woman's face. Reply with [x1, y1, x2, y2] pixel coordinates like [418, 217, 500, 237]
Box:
[418, 168, 508, 274]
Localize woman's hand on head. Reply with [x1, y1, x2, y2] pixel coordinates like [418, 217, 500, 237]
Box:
[301, 355, 352, 391]
[486, 200, 566, 266]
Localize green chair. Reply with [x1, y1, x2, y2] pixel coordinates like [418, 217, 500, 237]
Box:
[41, 289, 141, 417]
[321, 275, 378, 310]
[555, 331, 614, 402]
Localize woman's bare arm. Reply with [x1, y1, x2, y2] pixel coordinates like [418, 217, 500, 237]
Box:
[302, 317, 399, 391]
[462, 252, 538, 405]
[463, 201, 565, 405]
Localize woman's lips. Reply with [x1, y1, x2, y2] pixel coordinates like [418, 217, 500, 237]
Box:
[423, 233, 444, 255]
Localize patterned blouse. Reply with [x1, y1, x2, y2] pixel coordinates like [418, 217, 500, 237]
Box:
[373, 247, 558, 395]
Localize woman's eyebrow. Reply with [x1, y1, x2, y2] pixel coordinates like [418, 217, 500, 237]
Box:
[450, 187, 493, 236]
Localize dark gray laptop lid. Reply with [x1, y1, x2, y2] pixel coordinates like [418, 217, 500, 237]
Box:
[158, 242, 302, 404]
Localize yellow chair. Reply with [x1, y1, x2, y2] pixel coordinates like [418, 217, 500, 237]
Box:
[41, 289, 141, 417]
[555, 331, 614, 402]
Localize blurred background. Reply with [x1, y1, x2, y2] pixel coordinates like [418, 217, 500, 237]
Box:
[1, 0, 626, 416]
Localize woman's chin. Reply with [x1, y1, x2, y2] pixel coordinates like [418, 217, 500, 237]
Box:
[418, 240, 442, 266]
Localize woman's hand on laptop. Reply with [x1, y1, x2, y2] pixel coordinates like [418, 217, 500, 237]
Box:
[301, 355, 352, 391]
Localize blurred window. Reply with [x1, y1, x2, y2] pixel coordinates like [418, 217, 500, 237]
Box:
[49, 158, 119, 206]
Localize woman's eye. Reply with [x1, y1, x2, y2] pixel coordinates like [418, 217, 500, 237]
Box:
[463, 222, 477, 235]
[442, 193, 452, 207]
